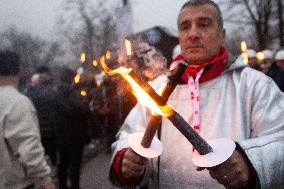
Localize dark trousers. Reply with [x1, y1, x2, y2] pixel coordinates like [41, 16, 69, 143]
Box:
[42, 137, 57, 166]
[58, 143, 83, 189]
[23, 184, 34, 189]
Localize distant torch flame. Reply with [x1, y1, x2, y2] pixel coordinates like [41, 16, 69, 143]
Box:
[256, 52, 265, 61]
[74, 73, 80, 84]
[99, 55, 172, 116]
[93, 60, 98, 67]
[80, 90, 87, 96]
[80, 53, 86, 63]
[241, 41, 248, 64]
[106, 50, 111, 59]
[125, 39, 132, 56]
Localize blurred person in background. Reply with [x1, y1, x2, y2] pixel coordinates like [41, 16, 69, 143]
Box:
[0, 50, 55, 189]
[56, 67, 91, 189]
[268, 49, 284, 91]
[259, 49, 273, 74]
[247, 49, 260, 71]
[25, 66, 59, 175]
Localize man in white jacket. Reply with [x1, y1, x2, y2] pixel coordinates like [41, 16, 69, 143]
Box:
[109, 0, 284, 188]
[0, 50, 55, 189]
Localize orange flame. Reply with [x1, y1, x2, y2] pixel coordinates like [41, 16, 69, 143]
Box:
[99, 55, 173, 116]
[240, 41, 248, 64]
[125, 39, 132, 56]
[74, 73, 80, 84]
[80, 53, 86, 63]
[256, 52, 265, 61]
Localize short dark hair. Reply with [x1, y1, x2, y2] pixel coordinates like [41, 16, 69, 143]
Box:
[36, 65, 51, 74]
[0, 50, 21, 76]
[178, 0, 224, 29]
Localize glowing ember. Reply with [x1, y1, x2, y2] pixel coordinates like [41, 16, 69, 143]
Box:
[80, 90, 87, 96]
[93, 60, 98, 67]
[125, 39, 132, 56]
[74, 73, 80, 84]
[240, 41, 248, 64]
[80, 53, 86, 63]
[256, 52, 265, 61]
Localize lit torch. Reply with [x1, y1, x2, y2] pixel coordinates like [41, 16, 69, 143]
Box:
[256, 52, 265, 61]
[100, 43, 236, 167]
[99, 56, 215, 159]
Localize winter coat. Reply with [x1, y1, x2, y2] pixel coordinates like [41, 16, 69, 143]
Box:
[0, 86, 51, 189]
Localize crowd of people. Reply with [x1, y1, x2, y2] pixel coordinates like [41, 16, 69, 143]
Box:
[246, 48, 284, 91]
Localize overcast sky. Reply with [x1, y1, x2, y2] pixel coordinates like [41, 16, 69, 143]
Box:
[0, 0, 189, 39]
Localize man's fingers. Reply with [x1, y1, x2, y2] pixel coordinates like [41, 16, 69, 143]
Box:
[125, 149, 148, 165]
[196, 166, 205, 171]
[122, 165, 145, 178]
[123, 158, 146, 172]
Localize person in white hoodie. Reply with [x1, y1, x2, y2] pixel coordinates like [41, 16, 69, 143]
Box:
[109, 0, 284, 188]
[0, 50, 55, 189]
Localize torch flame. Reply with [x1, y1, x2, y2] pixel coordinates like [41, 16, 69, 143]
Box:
[240, 41, 248, 64]
[106, 50, 111, 59]
[74, 73, 80, 84]
[93, 60, 98, 67]
[80, 53, 86, 63]
[99, 55, 173, 117]
[256, 52, 265, 61]
[125, 39, 132, 56]
[80, 90, 87, 96]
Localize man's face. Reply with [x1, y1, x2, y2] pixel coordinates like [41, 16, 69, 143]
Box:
[276, 60, 284, 69]
[178, 4, 225, 64]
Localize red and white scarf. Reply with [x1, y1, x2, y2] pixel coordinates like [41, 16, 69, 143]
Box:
[170, 47, 228, 130]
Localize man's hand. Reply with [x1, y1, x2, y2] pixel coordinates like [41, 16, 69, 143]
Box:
[197, 149, 256, 188]
[42, 181, 56, 189]
[121, 148, 148, 179]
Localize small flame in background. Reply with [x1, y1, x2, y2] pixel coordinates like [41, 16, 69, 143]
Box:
[125, 39, 132, 56]
[99, 52, 173, 117]
[74, 73, 81, 84]
[81, 53, 86, 63]
[241, 41, 248, 64]
[93, 60, 98, 67]
[256, 52, 265, 61]
[106, 50, 111, 59]
[80, 90, 87, 96]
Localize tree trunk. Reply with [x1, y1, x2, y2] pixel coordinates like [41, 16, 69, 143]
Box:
[278, 0, 284, 47]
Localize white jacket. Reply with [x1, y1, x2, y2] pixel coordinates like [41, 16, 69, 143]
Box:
[0, 86, 51, 189]
[111, 56, 284, 189]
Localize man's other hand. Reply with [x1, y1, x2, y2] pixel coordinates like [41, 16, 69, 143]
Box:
[121, 148, 148, 179]
[198, 149, 256, 188]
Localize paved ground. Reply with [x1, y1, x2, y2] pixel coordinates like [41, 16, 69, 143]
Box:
[80, 152, 115, 189]
[48, 142, 118, 189]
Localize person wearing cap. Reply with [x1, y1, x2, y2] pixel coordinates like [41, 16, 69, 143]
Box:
[0, 50, 55, 189]
[259, 49, 273, 74]
[268, 49, 284, 91]
[25, 66, 59, 173]
[247, 49, 261, 70]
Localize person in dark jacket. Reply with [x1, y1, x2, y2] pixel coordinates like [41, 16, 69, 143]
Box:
[56, 67, 91, 189]
[25, 66, 59, 168]
[268, 50, 284, 91]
